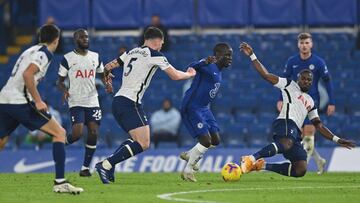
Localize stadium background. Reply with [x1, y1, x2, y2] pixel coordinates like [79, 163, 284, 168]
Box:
[0, 0, 359, 173]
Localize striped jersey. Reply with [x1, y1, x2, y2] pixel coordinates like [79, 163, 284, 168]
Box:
[58, 50, 104, 108]
[0, 45, 53, 104]
[275, 77, 319, 130]
[114, 46, 170, 103]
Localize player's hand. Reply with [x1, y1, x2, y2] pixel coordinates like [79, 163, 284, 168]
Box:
[186, 67, 196, 77]
[35, 100, 48, 112]
[205, 56, 217, 64]
[277, 101, 283, 112]
[239, 42, 254, 56]
[62, 91, 69, 104]
[337, 138, 356, 149]
[327, 105, 336, 116]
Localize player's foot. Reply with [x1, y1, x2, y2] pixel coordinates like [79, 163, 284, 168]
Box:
[95, 162, 111, 184]
[241, 155, 255, 174]
[179, 152, 200, 171]
[109, 166, 115, 182]
[181, 172, 197, 182]
[53, 180, 84, 194]
[252, 158, 265, 171]
[316, 158, 326, 175]
[79, 169, 91, 177]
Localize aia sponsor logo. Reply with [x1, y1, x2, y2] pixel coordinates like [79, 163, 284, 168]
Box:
[75, 69, 95, 78]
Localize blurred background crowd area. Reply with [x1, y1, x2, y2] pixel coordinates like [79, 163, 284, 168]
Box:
[0, 0, 359, 150]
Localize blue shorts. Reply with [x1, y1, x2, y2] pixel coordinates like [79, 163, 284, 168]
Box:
[0, 103, 51, 138]
[272, 119, 307, 162]
[112, 96, 148, 132]
[69, 106, 102, 125]
[181, 107, 219, 138]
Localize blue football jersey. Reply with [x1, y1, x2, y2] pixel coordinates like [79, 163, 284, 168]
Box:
[283, 53, 334, 105]
[181, 60, 223, 109]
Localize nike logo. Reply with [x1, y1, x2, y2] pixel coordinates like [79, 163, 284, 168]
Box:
[292, 65, 298, 68]
[214, 72, 217, 75]
[14, 157, 76, 173]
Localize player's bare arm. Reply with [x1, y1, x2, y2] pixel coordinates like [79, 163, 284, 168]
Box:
[164, 66, 196, 80]
[56, 76, 69, 104]
[23, 63, 47, 111]
[100, 72, 113, 93]
[240, 42, 279, 85]
[311, 117, 356, 149]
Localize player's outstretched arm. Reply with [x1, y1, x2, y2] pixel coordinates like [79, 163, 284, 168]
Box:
[240, 42, 279, 85]
[311, 117, 356, 149]
[23, 63, 47, 111]
[164, 66, 196, 81]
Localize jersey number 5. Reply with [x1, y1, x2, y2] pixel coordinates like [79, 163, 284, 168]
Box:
[124, 58, 137, 76]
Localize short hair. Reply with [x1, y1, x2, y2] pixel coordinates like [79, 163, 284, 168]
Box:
[144, 27, 163, 40]
[213, 42, 231, 55]
[298, 69, 313, 78]
[73, 28, 87, 39]
[39, 24, 60, 44]
[297, 32, 312, 41]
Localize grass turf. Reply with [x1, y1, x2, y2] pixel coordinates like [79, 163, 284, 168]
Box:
[0, 172, 359, 203]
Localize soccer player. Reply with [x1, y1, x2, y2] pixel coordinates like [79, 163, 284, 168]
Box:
[94, 27, 196, 184]
[180, 43, 233, 182]
[239, 42, 355, 177]
[277, 33, 335, 174]
[0, 24, 83, 194]
[57, 29, 112, 177]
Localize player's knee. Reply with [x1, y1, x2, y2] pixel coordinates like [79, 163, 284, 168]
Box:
[279, 138, 294, 151]
[294, 166, 307, 177]
[137, 139, 150, 150]
[211, 136, 220, 146]
[198, 135, 212, 148]
[88, 129, 98, 138]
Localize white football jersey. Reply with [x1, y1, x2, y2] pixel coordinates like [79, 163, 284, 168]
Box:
[0, 45, 52, 104]
[275, 77, 319, 130]
[114, 46, 170, 103]
[58, 50, 104, 108]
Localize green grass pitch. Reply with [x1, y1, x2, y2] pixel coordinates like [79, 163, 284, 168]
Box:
[0, 172, 359, 203]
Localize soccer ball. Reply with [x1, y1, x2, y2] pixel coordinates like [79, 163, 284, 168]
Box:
[221, 162, 242, 182]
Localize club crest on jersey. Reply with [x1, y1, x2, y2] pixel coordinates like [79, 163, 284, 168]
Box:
[297, 95, 312, 110]
[197, 123, 203, 129]
[75, 69, 95, 78]
[309, 64, 315, 70]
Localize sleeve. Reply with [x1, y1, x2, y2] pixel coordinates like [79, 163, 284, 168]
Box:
[30, 51, 49, 72]
[308, 106, 319, 121]
[117, 52, 126, 66]
[96, 54, 104, 73]
[319, 60, 335, 105]
[283, 58, 293, 79]
[274, 77, 292, 89]
[187, 59, 207, 70]
[149, 55, 170, 70]
[58, 56, 69, 77]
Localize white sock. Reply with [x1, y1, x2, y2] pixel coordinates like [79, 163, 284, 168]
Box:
[55, 178, 66, 183]
[184, 143, 208, 173]
[102, 159, 112, 170]
[81, 166, 90, 171]
[303, 135, 314, 163]
[312, 148, 323, 163]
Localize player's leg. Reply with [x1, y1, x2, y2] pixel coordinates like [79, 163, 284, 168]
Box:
[264, 143, 307, 177]
[303, 124, 326, 174]
[66, 107, 85, 144]
[0, 136, 9, 151]
[95, 96, 149, 184]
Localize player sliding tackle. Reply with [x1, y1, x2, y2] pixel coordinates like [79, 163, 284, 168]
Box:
[239, 42, 355, 177]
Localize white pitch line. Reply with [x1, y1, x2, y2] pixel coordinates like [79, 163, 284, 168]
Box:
[157, 185, 360, 203]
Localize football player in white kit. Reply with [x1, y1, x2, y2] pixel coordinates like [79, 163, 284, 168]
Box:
[0, 24, 83, 194]
[95, 27, 196, 184]
[57, 29, 112, 177]
[239, 42, 355, 177]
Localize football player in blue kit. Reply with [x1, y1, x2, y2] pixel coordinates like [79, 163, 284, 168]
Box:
[277, 33, 335, 174]
[180, 42, 233, 182]
[240, 42, 355, 177]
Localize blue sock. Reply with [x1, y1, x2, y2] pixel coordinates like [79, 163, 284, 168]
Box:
[265, 162, 298, 177]
[112, 139, 134, 155]
[253, 142, 284, 160]
[83, 145, 96, 167]
[53, 142, 65, 179]
[107, 141, 143, 166]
